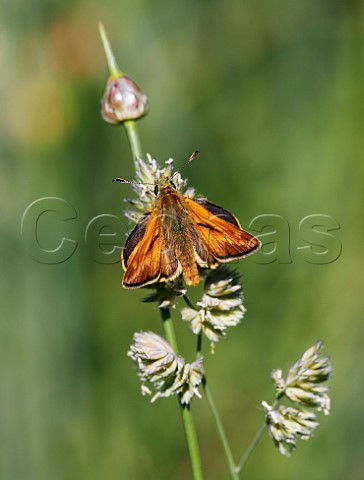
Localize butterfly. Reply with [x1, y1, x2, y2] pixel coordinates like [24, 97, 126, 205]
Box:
[114, 151, 261, 288]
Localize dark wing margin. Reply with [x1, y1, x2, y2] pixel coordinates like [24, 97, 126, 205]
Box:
[122, 212, 151, 268]
[193, 198, 241, 227]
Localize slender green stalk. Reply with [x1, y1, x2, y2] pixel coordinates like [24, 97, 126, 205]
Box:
[236, 400, 277, 473]
[161, 308, 203, 480]
[124, 120, 144, 164]
[160, 307, 179, 353]
[99, 22, 122, 78]
[195, 333, 239, 480]
[236, 423, 266, 473]
[204, 382, 240, 480]
[179, 405, 204, 480]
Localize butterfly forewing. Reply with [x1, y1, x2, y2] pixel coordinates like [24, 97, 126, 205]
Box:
[186, 197, 261, 265]
[122, 208, 181, 288]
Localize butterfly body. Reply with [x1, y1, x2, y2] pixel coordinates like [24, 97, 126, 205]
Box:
[158, 184, 200, 286]
[121, 174, 261, 289]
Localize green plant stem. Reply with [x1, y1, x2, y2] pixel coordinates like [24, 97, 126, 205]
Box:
[179, 405, 203, 480]
[236, 400, 277, 473]
[204, 382, 240, 480]
[99, 22, 122, 78]
[236, 423, 265, 473]
[195, 334, 239, 480]
[124, 120, 144, 164]
[160, 308, 203, 480]
[160, 307, 179, 353]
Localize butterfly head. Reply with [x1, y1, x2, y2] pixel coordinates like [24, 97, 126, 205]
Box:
[154, 174, 177, 196]
[113, 150, 198, 197]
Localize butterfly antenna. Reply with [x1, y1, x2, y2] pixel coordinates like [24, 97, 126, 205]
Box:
[113, 177, 130, 184]
[112, 178, 154, 186]
[172, 150, 200, 179]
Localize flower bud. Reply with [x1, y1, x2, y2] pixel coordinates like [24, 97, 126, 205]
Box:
[100, 74, 148, 124]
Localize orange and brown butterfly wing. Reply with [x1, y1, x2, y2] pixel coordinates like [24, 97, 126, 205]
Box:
[185, 197, 261, 267]
[122, 208, 181, 288]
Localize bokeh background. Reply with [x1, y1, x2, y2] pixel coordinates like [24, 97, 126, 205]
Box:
[1, 0, 364, 479]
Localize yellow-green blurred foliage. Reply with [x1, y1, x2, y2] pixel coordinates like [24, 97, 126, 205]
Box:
[1, 1, 363, 479]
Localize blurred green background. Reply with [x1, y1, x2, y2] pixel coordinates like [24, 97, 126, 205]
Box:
[1, 0, 363, 479]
